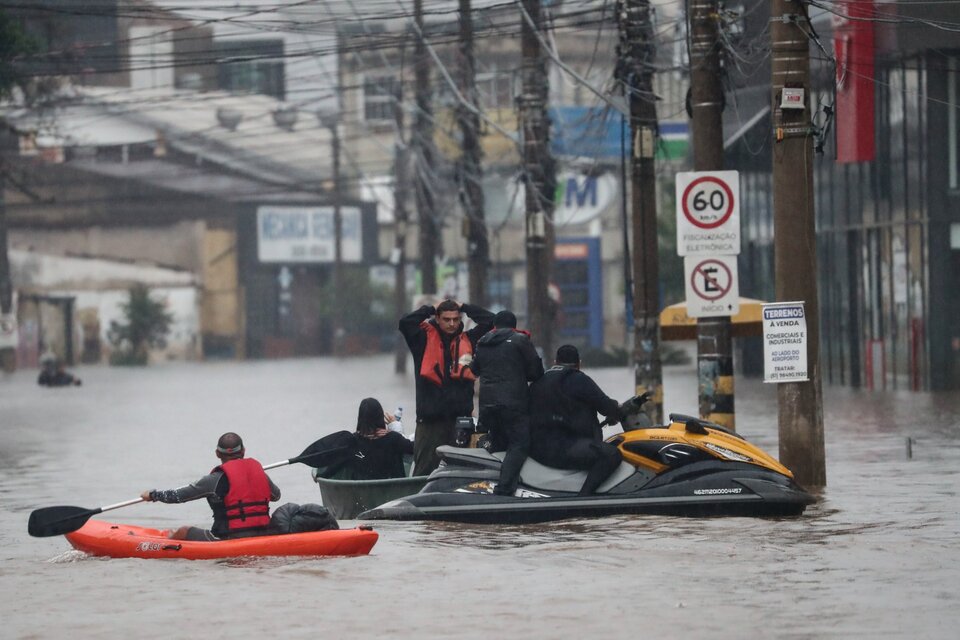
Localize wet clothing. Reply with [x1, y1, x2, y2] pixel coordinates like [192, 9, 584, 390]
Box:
[148, 459, 280, 539]
[420, 323, 476, 386]
[471, 328, 544, 410]
[348, 431, 414, 480]
[529, 366, 623, 495]
[471, 327, 544, 496]
[216, 458, 272, 533]
[399, 303, 494, 476]
[399, 304, 494, 422]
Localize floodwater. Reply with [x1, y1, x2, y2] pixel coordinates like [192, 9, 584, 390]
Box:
[1, 355, 958, 639]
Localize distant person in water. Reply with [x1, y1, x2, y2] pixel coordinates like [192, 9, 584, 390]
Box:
[348, 398, 414, 480]
[37, 358, 82, 387]
[140, 432, 280, 541]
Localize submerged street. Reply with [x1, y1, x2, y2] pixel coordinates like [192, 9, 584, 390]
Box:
[1, 356, 958, 638]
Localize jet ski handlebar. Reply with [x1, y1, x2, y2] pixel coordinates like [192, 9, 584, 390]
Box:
[600, 391, 654, 428]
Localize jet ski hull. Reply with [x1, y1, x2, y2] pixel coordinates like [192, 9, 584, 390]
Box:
[359, 461, 814, 524]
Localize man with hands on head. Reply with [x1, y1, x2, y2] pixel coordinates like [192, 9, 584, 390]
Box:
[399, 298, 494, 476]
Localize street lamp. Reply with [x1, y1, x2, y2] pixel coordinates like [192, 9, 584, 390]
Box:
[318, 109, 344, 355]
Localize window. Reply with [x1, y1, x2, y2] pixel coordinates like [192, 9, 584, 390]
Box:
[363, 75, 399, 122]
[476, 71, 514, 110]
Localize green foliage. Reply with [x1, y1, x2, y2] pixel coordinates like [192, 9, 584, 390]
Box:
[318, 267, 395, 339]
[0, 10, 37, 98]
[658, 177, 685, 307]
[107, 284, 174, 366]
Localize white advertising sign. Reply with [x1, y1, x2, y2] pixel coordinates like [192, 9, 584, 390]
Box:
[675, 170, 741, 256]
[762, 302, 809, 383]
[257, 205, 363, 263]
[683, 255, 740, 318]
[0, 312, 17, 350]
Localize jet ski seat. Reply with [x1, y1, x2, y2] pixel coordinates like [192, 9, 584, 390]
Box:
[436, 446, 636, 494]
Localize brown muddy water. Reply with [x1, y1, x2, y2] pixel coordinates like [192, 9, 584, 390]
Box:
[1, 355, 958, 639]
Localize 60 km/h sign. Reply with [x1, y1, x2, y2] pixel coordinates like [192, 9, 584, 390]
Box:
[675, 170, 741, 256]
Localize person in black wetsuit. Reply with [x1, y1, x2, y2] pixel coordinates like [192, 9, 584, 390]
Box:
[470, 310, 543, 496]
[528, 345, 623, 496]
[349, 397, 414, 480]
[140, 432, 280, 541]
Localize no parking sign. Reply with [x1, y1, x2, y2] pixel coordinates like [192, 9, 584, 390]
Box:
[683, 255, 740, 317]
[675, 170, 741, 256]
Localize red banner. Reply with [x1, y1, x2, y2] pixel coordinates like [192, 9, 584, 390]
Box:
[834, 1, 876, 163]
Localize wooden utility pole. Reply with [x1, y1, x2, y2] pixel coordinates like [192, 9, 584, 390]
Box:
[689, 0, 735, 429]
[414, 0, 438, 295]
[458, 0, 489, 307]
[393, 81, 410, 374]
[519, 0, 555, 355]
[770, 0, 826, 486]
[617, 0, 662, 423]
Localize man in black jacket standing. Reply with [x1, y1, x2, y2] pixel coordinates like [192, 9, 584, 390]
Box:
[399, 299, 494, 476]
[470, 310, 544, 496]
[529, 344, 623, 495]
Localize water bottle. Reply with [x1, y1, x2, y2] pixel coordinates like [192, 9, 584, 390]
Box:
[387, 406, 404, 434]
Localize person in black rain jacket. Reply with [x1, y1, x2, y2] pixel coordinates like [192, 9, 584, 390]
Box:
[470, 310, 544, 496]
[529, 345, 623, 496]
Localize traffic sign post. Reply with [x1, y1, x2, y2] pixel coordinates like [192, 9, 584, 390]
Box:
[675, 170, 741, 256]
[683, 256, 740, 318]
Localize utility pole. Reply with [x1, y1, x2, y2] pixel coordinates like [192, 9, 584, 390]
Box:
[519, 0, 555, 356]
[0, 177, 16, 372]
[770, 0, 826, 486]
[458, 0, 489, 307]
[414, 0, 438, 295]
[689, 0, 735, 429]
[617, 0, 662, 423]
[319, 113, 345, 356]
[393, 81, 410, 374]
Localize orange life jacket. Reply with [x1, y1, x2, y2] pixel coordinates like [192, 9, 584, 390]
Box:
[419, 320, 477, 386]
[215, 458, 272, 532]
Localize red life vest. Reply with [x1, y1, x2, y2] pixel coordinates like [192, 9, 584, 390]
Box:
[215, 458, 272, 532]
[419, 320, 476, 386]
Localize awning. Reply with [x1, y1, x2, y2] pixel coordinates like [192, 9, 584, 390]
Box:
[660, 298, 767, 341]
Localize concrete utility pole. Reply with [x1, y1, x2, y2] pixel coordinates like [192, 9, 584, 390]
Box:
[617, 0, 662, 423]
[519, 0, 555, 355]
[770, 0, 826, 486]
[414, 0, 439, 295]
[458, 0, 489, 307]
[689, 0, 735, 429]
[320, 115, 345, 356]
[393, 81, 410, 374]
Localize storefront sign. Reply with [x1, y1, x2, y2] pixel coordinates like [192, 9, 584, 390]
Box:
[257, 205, 362, 263]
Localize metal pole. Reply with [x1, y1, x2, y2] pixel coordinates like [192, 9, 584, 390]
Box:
[414, 0, 438, 295]
[330, 122, 344, 356]
[459, 0, 489, 307]
[689, 0, 735, 429]
[617, 0, 662, 423]
[0, 174, 16, 372]
[770, 0, 826, 487]
[393, 81, 410, 374]
[519, 0, 555, 355]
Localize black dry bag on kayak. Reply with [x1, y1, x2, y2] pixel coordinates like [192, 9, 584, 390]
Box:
[271, 502, 339, 534]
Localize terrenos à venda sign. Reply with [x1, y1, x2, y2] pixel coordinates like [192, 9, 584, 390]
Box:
[762, 302, 808, 383]
[257, 205, 363, 263]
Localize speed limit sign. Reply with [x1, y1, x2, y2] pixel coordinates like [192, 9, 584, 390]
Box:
[675, 170, 740, 256]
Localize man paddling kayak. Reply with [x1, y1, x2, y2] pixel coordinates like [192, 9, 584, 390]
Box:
[140, 432, 281, 541]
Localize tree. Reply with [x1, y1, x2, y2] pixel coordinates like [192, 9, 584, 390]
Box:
[107, 284, 174, 365]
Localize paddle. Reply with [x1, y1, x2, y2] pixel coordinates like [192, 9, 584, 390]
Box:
[27, 437, 356, 538]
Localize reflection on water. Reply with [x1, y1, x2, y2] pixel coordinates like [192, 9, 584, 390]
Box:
[2, 356, 959, 639]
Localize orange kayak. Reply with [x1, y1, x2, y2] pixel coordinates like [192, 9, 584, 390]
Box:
[65, 520, 378, 560]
